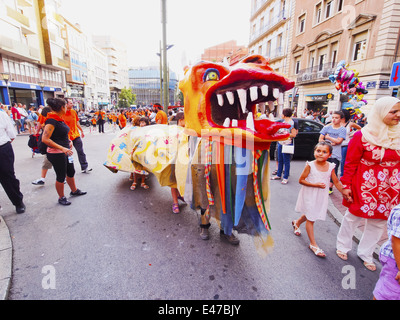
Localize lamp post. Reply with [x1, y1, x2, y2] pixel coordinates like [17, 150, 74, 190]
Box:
[157, 43, 173, 108]
[38, 81, 45, 106]
[1, 72, 11, 106]
[161, 0, 169, 114]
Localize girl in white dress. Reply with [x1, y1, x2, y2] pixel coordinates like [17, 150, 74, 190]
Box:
[292, 141, 349, 257]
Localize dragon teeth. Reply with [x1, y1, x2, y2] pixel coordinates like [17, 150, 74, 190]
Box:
[273, 88, 280, 99]
[223, 118, 231, 128]
[237, 89, 247, 114]
[226, 91, 235, 105]
[231, 119, 238, 127]
[261, 85, 269, 97]
[250, 86, 258, 102]
[217, 94, 224, 107]
[246, 112, 255, 131]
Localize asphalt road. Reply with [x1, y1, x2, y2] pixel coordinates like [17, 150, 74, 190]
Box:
[0, 123, 381, 300]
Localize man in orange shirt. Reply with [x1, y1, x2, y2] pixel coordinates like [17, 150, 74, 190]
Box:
[154, 104, 168, 125]
[94, 108, 106, 133]
[64, 99, 92, 173]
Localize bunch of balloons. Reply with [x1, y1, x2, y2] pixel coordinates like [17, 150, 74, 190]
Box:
[329, 60, 368, 106]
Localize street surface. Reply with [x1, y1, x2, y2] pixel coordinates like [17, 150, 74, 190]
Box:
[0, 123, 381, 300]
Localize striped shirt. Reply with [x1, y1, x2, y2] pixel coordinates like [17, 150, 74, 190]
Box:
[380, 204, 400, 260]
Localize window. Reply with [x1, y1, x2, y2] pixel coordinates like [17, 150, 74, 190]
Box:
[295, 60, 301, 75]
[331, 49, 337, 67]
[337, 0, 344, 12]
[315, 3, 322, 24]
[325, 1, 333, 19]
[266, 40, 272, 57]
[309, 56, 315, 69]
[318, 54, 326, 71]
[353, 40, 367, 61]
[298, 14, 306, 33]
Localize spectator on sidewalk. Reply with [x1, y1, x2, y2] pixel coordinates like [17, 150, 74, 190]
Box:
[319, 111, 346, 194]
[337, 96, 400, 272]
[11, 103, 22, 134]
[0, 106, 25, 214]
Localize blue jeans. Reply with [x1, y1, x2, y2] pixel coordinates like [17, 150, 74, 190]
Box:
[276, 143, 291, 180]
[341, 146, 348, 177]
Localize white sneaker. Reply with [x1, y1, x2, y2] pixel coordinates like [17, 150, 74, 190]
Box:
[82, 168, 93, 173]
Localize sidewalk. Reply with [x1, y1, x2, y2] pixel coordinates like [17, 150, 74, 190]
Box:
[0, 216, 12, 300]
[327, 189, 388, 260]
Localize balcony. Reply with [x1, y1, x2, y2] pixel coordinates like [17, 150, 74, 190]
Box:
[0, 35, 40, 60]
[6, 6, 30, 27]
[296, 62, 336, 85]
[268, 46, 285, 62]
[249, 10, 287, 46]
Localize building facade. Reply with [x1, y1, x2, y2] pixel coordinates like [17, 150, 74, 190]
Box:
[0, 0, 67, 107]
[92, 35, 129, 108]
[201, 40, 248, 64]
[129, 66, 178, 107]
[288, 0, 400, 116]
[249, 0, 294, 115]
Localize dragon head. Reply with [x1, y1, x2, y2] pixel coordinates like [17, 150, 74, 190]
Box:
[179, 55, 295, 149]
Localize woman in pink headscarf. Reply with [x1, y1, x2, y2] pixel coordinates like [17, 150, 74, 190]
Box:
[337, 96, 400, 271]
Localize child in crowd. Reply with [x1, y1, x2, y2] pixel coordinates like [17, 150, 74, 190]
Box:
[292, 141, 350, 258]
[373, 204, 400, 300]
[130, 117, 150, 191]
[90, 117, 97, 133]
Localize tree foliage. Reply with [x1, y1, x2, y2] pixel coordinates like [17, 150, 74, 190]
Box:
[118, 87, 136, 109]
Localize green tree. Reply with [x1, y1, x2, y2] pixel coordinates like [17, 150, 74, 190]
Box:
[118, 87, 136, 109]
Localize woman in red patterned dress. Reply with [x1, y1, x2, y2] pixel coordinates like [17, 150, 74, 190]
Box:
[336, 97, 400, 271]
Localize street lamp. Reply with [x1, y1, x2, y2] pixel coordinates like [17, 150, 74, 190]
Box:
[38, 81, 45, 106]
[1, 72, 11, 105]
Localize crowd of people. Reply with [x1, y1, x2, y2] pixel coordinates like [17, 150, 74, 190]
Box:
[1, 95, 400, 300]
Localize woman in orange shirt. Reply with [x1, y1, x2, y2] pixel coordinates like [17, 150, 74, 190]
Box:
[118, 112, 127, 129]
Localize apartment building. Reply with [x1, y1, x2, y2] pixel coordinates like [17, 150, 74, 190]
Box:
[87, 45, 110, 110]
[248, 0, 294, 115]
[288, 0, 400, 115]
[201, 40, 248, 64]
[63, 18, 89, 109]
[0, 0, 67, 107]
[92, 35, 129, 108]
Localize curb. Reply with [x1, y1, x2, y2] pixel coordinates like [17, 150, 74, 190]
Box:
[327, 198, 381, 261]
[0, 216, 12, 300]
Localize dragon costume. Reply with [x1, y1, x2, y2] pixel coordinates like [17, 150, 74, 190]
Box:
[104, 55, 295, 255]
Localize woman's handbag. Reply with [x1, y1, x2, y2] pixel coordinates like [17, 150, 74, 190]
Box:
[282, 144, 294, 154]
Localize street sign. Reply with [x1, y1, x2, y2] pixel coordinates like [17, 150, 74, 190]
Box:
[389, 62, 400, 87]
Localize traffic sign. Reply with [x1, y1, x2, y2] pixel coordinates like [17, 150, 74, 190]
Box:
[390, 62, 400, 87]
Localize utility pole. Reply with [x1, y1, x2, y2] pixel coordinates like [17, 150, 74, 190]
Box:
[161, 0, 169, 114]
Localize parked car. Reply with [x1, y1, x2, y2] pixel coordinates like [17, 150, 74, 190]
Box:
[270, 118, 324, 160]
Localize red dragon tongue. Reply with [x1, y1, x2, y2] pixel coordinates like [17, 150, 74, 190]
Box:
[254, 119, 290, 135]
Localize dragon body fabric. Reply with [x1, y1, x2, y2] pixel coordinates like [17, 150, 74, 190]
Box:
[104, 55, 295, 255]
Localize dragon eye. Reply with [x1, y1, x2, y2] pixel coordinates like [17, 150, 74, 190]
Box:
[203, 68, 220, 82]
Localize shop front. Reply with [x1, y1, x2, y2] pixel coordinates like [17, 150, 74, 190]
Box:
[0, 80, 62, 107]
[305, 93, 334, 113]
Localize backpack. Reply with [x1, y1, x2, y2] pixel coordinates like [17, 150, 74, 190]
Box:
[37, 133, 48, 155]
